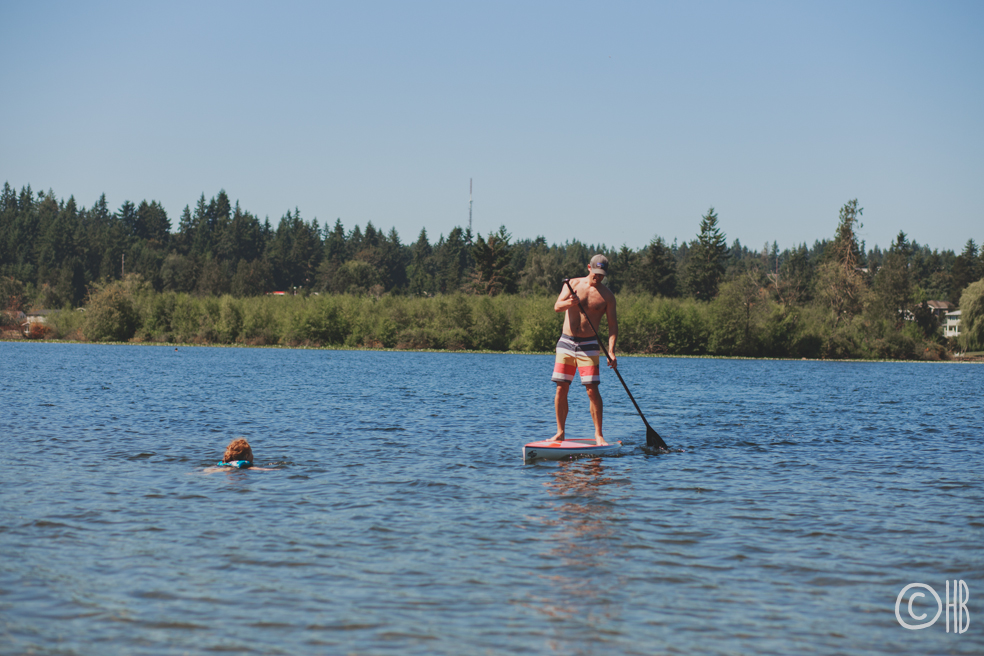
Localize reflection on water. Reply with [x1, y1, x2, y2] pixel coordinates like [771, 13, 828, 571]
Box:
[534, 459, 624, 625]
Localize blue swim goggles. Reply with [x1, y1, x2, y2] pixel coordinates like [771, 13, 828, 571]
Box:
[217, 460, 252, 469]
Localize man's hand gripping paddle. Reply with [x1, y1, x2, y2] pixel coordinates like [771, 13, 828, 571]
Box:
[563, 278, 669, 450]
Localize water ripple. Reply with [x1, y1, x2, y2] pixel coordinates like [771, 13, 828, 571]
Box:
[1, 343, 982, 655]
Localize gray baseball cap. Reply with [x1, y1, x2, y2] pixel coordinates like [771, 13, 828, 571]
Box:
[589, 254, 610, 276]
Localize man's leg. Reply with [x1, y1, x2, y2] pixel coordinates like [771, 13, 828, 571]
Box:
[550, 381, 571, 441]
[585, 383, 607, 445]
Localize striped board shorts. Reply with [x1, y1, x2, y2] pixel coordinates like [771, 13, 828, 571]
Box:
[551, 334, 601, 386]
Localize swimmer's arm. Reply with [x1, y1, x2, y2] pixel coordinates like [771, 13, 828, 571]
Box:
[200, 465, 275, 473]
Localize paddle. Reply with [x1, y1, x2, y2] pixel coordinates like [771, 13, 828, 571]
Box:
[563, 278, 669, 450]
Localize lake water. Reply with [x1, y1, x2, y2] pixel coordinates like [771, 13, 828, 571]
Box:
[1, 342, 982, 655]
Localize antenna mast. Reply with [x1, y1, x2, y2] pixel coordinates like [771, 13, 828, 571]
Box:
[468, 178, 473, 235]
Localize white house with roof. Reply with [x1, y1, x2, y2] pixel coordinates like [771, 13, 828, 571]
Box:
[944, 310, 961, 338]
[926, 300, 955, 321]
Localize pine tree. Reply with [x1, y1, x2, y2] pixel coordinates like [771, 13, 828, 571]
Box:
[407, 227, 434, 295]
[829, 199, 864, 269]
[175, 205, 194, 255]
[873, 231, 913, 327]
[135, 200, 170, 244]
[951, 239, 981, 304]
[815, 199, 869, 325]
[434, 227, 470, 293]
[323, 219, 347, 266]
[685, 207, 728, 299]
[640, 236, 678, 297]
[469, 226, 516, 296]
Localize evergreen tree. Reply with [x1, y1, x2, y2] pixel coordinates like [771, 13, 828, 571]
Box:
[135, 200, 170, 244]
[323, 219, 347, 266]
[434, 227, 470, 293]
[407, 227, 435, 295]
[315, 219, 348, 293]
[815, 200, 869, 325]
[383, 227, 409, 292]
[118, 200, 139, 240]
[218, 202, 263, 264]
[684, 207, 728, 299]
[518, 239, 563, 295]
[828, 199, 864, 269]
[639, 236, 678, 297]
[190, 194, 212, 257]
[267, 208, 322, 291]
[363, 221, 380, 249]
[607, 244, 638, 294]
[560, 240, 591, 279]
[469, 226, 515, 296]
[348, 224, 363, 255]
[873, 231, 913, 327]
[175, 205, 194, 255]
[951, 239, 981, 304]
[772, 243, 813, 308]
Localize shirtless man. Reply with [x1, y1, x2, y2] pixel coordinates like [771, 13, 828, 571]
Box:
[549, 254, 618, 445]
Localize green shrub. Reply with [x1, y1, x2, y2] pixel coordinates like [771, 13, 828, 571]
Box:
[342, 296, 398, 348]
[143, 292, 177, 339]
[617, 296, 661, 353]
[218, 295, 244, 343]
[83, 282, 140, 342]
[197, 297, 221, 342]
[240, 296, 281, 345]
[45, 308, 86, 339]
[299, 296, 348, 345]
[512, 296, 561, 352]
[472, 296, 511, 351]
[959, 279, 984, 351]
[169, 294, 202, 342]
[653, 299, 708, 355]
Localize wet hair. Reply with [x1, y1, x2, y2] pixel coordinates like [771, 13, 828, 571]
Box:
[223, 438, 253, 463]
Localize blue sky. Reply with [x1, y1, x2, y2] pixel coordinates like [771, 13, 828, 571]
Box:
[2, 0, 981, 253]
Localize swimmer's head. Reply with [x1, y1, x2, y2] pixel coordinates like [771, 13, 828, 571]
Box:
[223, 438, 253, 463]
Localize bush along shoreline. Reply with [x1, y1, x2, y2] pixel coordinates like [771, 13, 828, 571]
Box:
[7, 275, 960, 362]
[4, 188, 983, 357]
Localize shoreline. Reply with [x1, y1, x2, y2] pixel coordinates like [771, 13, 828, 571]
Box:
[3, 335, 982, 364]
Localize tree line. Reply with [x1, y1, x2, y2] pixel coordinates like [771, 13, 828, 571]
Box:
[2, 182, 983, 356]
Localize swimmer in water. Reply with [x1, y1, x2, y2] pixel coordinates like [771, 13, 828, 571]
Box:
[204, 437, 273, 472]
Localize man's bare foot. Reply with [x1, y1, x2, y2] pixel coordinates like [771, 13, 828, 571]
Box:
[594, 436, 609, 446]
[547, 431, 565, 442]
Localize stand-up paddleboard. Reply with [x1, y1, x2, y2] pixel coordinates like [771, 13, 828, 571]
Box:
[523, 438, 621, 462]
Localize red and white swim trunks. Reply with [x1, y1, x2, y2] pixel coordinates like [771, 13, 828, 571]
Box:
[551, 334, 601, 386]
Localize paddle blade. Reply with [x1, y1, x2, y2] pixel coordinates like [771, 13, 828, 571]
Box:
[646, 425, 669, 450]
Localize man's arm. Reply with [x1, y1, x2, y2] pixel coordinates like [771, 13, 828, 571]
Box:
[605, 292, 617, 368]
[554, 280, 580, 313]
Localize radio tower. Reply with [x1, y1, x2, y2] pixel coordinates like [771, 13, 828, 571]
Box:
[468, 178, 473, 235]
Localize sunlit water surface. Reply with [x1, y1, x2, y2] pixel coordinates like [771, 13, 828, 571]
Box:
[1, 343, 982, 655]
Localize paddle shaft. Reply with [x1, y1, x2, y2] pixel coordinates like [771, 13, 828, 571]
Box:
[563, 278, 668, 450]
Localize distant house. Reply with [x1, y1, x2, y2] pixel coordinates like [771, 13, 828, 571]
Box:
[24, 309, 55, 337]
[926, 300, 955, 321]
[944, 310, 961, 338]
[2, 310, 26, 335]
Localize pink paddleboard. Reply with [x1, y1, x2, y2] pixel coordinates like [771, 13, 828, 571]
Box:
[523, 438, 622, 462]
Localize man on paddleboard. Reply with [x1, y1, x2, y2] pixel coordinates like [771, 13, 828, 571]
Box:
[549, 254, 617, 446]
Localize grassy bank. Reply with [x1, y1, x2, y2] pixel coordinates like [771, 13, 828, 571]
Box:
[12, 279, 953, 361]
